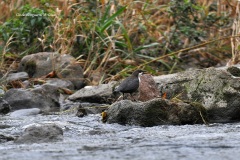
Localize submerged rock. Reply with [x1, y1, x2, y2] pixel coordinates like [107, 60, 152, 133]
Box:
[9, 108, 41, 117]
[0, 133, 15, 143]
[106, 98, 207, 127]
[15, 123, 63, 144]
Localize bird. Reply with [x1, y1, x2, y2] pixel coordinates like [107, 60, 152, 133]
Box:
[113, 70, 145, 100]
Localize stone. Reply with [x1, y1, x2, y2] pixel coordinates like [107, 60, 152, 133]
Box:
[3, 88, 60, 113]
[18, 52, 84, 89]
[0, 97, 11, 114]
[138, 74, 159, 101]
[46, 78, 74, 90]
[106, 98, 207, 126]
[68, 81, 117, 104]
[0, 88, 4, 96]
[15, 123, 63, 143]
[60, 101, 108, 115]
[154, 67, 240, 123]
[6, 72, 29, 82]
[9, 108, 41, 117]
[0, 133, 15, 143]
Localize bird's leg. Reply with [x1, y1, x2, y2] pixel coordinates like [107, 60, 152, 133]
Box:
[130, 93, 137, 101]
[122, 93, 125, 100]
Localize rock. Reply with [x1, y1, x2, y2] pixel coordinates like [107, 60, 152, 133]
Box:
[18, 52, 84, 89]
[60, 101, 108, 116]
[9, 108, 41, 117]
[81, 102, 109, 114]
[106, 98, 207, 126]
[68, 81, 117, 104]
[76, 104, 88, 117]
[0, 133, 15, 143]
[3, 87, 60, 112]
[0, 88, 4, 96]
[46, 78, 74, 90]
[154, 67, 240, 123]
[0, 97, 11, 114]
[32, 84, 60, 104]
[138, 74, 159, 101]
[6, 72, 29, 82]
[227, 66, 240, 77]
[15, 123, 63, 143]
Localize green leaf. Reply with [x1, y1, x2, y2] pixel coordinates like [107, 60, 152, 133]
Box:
[98, 6, 126, 33]
[116, 21, 132, 52]
[238, 45, 240, 51]
[134, 43, 159, 53]
[100, 5, 111, 25]
[31, 19, 36, 26]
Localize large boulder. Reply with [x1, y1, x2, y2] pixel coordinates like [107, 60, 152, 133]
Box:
[3, 85, 60, 113]
[106, 98, 206, 127]
[18, 52, 84, 89]
[154, 66, 240, 123]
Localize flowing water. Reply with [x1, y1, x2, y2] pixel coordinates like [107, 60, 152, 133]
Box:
[1, 114, 240, 160]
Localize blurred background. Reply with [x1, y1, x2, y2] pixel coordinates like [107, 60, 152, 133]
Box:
[0, 0, 239, 84]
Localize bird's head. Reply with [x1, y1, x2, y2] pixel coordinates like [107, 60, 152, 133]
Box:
[132, 70, 145, 77]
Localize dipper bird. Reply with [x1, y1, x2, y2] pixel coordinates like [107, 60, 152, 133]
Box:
[114, 70, 145, 99]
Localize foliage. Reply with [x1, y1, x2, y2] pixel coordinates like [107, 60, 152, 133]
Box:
[167, 0, 231, 51]
[0, 0, 237, 84]
[0, 4, 52, 55]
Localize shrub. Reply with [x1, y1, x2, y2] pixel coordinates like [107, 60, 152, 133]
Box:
[0, 4, 52, 55]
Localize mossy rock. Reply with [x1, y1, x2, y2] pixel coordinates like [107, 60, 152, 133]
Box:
[106, 98, 207, 126]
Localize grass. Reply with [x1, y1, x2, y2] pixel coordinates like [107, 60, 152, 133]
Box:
[0, 0, 239, 86]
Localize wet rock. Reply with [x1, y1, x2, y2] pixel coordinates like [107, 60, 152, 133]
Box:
[3, 87, 60, 112]
[18, 52, 84, 89]
[9, 108, 41, 117]
[15, 123, 63, 144]
[60, 102, 108, 116]
[154, 67, 240, 123]
[106, 98, 206, 126]
[76, 104, 88, 117]
[0, 97, 11, 114]
[81, 102, 109, 114]
[68, 81, 117, 104]
[0, 133, 15, 143]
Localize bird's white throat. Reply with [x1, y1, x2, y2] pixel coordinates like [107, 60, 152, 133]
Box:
[138, 72, 143, 83]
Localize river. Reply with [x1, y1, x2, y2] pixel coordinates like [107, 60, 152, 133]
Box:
[1, 114, 240, 160]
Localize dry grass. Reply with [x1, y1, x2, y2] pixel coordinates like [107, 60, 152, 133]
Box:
[0, 0, 239, 85]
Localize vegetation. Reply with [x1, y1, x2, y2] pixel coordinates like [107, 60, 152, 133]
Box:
[0, 0, 239, 85]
